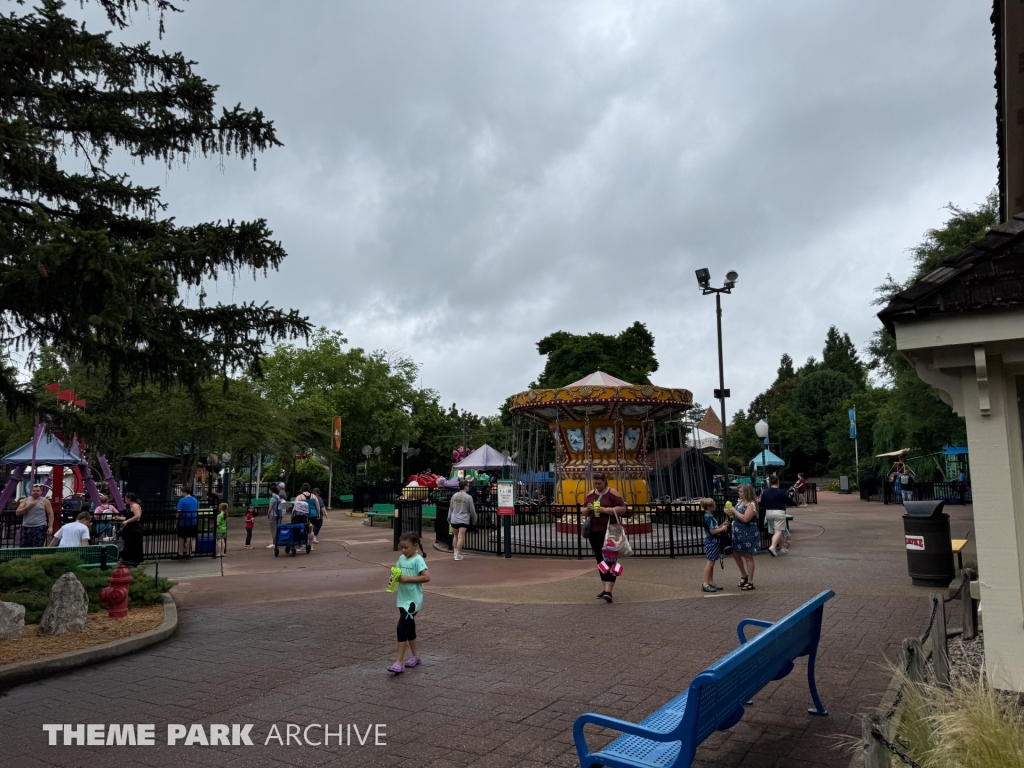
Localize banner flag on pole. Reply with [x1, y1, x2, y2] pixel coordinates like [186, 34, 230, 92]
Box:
[848, 408, 857, 440]
[332, 416, 342, 451]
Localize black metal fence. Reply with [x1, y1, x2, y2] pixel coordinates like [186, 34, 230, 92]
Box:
[392, 499, 424, 551]
[0, 507, 218, 560]
[139, 508, 219, 560]
[859, 479, 971, 505]
[430, 502, 773, 558]
[354, 484, 497, 513]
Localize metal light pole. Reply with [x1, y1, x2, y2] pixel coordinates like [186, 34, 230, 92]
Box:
[696, 268, 738, 483]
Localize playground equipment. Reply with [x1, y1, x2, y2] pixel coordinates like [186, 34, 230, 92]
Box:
[508, 371, 693, 505]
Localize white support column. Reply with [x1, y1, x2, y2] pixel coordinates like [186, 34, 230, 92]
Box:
[960, 354, 1024, 691]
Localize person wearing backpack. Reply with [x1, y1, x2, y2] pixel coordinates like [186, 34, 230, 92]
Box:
[294, 483, 316, 550]
[266, 486, 286, 549]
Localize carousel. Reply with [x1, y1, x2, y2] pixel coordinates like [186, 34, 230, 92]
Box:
[508, 371, 693, 531]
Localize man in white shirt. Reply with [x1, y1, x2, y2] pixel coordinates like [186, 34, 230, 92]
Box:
[50, 511, 92, 547]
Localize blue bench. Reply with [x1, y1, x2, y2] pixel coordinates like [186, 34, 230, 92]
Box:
[573, 590, 835, 768]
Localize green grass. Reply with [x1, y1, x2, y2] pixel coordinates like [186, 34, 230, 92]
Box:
[0, 553, 175, 624]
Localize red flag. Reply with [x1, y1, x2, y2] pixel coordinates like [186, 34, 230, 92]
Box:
[75, 399, 86, 409]
[58, 390, 74, 403]
[44, 383, 59, 393]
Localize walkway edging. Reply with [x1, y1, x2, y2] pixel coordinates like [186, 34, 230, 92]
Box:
[0, 593, 177, 690]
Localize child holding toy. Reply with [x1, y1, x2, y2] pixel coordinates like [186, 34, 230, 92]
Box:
[701, 498, 730, 593]
[388, 532, 430, 675]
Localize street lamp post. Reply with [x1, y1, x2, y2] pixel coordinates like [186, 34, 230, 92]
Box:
[696, 268, 738, 483]
[754, 419, 769, 482]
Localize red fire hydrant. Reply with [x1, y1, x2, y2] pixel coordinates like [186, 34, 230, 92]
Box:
[100, 562, 133, 618]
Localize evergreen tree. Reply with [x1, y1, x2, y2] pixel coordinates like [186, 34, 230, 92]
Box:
[0, 0, 309, 417]
[821, 326, 865, 387]
[776, 354, 796, 381]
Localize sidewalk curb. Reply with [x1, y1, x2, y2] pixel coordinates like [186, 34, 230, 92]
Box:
[0, 593, 178, 691]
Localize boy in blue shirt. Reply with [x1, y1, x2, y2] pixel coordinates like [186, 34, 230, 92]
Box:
[702, 497, 730, 593]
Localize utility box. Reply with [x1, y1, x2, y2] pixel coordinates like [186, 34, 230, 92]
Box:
[902, 500, 954, 587]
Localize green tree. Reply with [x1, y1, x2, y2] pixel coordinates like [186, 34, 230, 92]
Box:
[776, 354, 796, 381]
[0, 0, 309, 418]
[866, 194, 993, 462]
[821, 326, 866, 388]
[532, 322, 658, 388]
[796, 370, 855, 424]
[823, 388, 890, 475]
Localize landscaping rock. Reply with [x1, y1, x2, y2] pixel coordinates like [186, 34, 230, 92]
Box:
[38, 573, 88, 637]
[0, 601, 25, 640]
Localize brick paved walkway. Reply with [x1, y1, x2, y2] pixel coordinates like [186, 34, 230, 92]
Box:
[0, 494, 962, 768]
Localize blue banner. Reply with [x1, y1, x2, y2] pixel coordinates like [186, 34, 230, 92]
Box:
[848, 407, 857, 440]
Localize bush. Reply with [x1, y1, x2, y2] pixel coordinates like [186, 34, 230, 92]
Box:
[0, 554, 175, 624]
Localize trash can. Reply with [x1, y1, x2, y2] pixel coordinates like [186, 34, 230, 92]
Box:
[902, 500, 954, 587]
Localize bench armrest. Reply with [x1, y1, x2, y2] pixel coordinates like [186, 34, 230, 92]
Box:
[573, 712, 680, 756]
[737, 618, 773, 644]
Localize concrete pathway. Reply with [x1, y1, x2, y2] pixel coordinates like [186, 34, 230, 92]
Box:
[0, 493, 972, 767]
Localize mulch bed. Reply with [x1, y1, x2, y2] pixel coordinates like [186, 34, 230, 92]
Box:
[0, 604, 164, 665]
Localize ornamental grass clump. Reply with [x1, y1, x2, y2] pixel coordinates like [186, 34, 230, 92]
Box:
[886, 663, 1024, 768]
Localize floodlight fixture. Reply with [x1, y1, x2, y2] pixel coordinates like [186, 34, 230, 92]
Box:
[695, 268, 711, 289]
[724, 270, 739, 289]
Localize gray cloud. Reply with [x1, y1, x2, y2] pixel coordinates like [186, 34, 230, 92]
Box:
[95, 0, 996, 416]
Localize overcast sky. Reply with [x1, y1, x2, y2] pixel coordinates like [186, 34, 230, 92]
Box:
[89, 1, 996, 417]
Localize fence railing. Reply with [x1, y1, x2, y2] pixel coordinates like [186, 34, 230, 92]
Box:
[429, 502, 773, 558]
[354, 484, 496, 513]
[0, 507, 217, 561]
[860, 480, 972, 505]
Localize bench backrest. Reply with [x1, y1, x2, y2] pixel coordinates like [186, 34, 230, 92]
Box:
[681, 591, 834, 750]
[0, 544, 120, 566]
[372, 504, 396, 514]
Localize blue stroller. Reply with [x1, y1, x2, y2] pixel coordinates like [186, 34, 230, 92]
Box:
[274, 522, 311, 557]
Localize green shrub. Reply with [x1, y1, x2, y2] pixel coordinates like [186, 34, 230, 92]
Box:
[0, 554, 174, 624]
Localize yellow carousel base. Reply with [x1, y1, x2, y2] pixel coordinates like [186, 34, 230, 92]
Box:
[555, 477, 649, 505]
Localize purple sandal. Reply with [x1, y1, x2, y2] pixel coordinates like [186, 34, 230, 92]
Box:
[387, 662, 404, 674]
[404, 656, 420, 668]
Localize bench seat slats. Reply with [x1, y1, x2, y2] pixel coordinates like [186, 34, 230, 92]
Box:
[596, 692, 688, 767]
[597, 735, 682, 767]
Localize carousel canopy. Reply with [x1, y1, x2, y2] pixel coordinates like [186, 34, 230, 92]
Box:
[1, 433, 87, 466]
[508, 370, 692, 423]
[749, 449, 785, 468]
[453, 444, 516, 470]
[567, 371, 631, 387]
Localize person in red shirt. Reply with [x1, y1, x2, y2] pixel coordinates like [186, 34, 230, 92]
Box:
[584, 473, 627, 603]
[244, 504, 256, 549]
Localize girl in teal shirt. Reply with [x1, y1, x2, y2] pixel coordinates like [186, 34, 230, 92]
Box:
[388, 532, 430, 674]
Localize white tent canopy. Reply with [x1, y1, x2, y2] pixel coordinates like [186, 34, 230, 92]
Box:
[453, 444, 516, 470]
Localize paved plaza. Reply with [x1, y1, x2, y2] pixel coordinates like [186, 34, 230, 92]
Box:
[0, 494, 975, 768]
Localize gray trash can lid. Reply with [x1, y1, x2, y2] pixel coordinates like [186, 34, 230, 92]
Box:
[903, 500, 946, 518]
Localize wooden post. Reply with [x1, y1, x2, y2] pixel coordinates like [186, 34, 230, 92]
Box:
[961, 568, 977, 641]
[862, 714, 889, 768]
[931, 592, 950, 688]
[903, 637, 926, 691]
